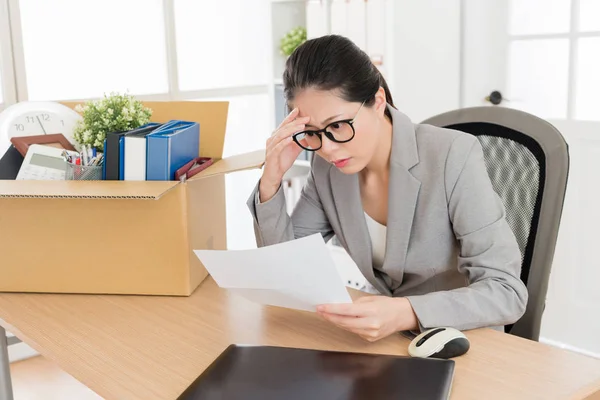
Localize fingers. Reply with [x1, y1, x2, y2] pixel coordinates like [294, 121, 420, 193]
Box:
[266, 126, 307, 158]
[319, 312, 379, 331]
[358, 330, 383, 342]
[271, 135, 294, 155]
[268, 120, 308, 146]
[317, 302, 372, 317]
[270, 111, 310, 140]
[277, 107, 299, 129]
[277, 117, 310, 137]
[318, 312, 383, 342]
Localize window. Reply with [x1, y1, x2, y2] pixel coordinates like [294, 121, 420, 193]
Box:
[578, 0, 600, 32]
[6, 0, 275, 154]
[0, 2, 7, 106]
[507, 39, 569, 119]
[173, 0, 270, 92]
[507, 0, 600, 121]
[508, 0, 570, 35]
[193, 94, 271, 158]
[0, 61, 3, 105]
[18, 0, 168, 101]
[574, 38, 600, 120]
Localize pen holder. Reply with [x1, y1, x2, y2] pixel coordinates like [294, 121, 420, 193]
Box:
[65, 162, 103, 181]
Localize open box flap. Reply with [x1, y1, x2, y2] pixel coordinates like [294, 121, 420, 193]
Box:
[189, 149, 265, 181]
[61, 101, 229, 160]
[0, 180, 180, 199]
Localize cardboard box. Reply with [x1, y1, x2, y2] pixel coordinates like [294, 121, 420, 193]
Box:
[0, 101, 265, 296]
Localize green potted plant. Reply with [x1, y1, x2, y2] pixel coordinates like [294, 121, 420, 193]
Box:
[280, 26, 307, 57]
[73, 92, 152, 152]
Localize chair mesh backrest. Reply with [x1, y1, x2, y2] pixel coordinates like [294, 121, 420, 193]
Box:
[446, 123, 546, 286]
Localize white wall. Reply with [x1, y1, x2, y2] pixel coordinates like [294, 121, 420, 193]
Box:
[226, 169, 263, 251]
[537, 121, 600, 359]
[461, 0, 508, 108]
[461, 0, 600, 358]
[387, 0, 461, 122]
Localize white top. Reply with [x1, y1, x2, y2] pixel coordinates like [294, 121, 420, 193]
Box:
[363, 212, 387, 295]
[364, 212, 387, 271]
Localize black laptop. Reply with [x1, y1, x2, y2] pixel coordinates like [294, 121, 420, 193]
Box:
[177, 345, 455, 400]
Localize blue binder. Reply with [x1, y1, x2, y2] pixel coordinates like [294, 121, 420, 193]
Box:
[146, 120, 200, 181]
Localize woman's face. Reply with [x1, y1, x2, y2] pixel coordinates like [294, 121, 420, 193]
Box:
[290, 87, 388, 174]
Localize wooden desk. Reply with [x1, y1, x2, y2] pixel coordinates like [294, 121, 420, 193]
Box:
[0, 277, 599, 400]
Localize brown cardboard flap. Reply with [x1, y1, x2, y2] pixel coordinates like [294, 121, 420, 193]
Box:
[189, 149, 265, 180]
[185, 174, 227, 293]
[61, 101, 229, 159]
[0, 180, 180, 199]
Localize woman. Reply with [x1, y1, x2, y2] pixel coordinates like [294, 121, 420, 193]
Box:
[247, 35, 527, 342]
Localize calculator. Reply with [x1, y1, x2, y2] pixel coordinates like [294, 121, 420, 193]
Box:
[16, 144, 68, 180]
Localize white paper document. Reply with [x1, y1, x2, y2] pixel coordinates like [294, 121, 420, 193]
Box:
[193, 234, 352, 312]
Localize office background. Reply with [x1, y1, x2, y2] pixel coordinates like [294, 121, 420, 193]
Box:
[0, 0, 598, 377]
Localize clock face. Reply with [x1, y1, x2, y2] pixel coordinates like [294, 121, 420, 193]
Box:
[0, 101, 82, 156]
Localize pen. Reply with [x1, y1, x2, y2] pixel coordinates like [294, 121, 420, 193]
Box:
[82, 145, 89, 166]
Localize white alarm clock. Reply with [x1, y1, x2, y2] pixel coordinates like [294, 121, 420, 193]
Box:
[0, 101, 82, 157]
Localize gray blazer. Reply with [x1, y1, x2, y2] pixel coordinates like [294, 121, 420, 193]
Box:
[247, 105, 528, 332]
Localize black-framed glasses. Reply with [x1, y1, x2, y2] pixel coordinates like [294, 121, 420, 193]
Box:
[292, 101, 366, 151]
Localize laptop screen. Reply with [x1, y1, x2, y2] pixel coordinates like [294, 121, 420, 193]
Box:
[177, 345, 455, 400]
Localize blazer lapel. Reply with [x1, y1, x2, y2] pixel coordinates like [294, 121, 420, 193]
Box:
[329, 166, 382, 291]
[382, 163, 421, 283]
[381, 107, 421, 284]
[329, 105, 421, 295]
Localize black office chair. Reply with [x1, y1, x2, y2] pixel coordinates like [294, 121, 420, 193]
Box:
[422, 106, 569, 342]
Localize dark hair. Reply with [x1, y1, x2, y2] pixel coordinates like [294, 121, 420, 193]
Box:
[283, 34, 395, 120]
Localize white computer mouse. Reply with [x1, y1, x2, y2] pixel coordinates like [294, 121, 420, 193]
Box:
[408, 327, 470, 359]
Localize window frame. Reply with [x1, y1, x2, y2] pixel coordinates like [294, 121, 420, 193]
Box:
[507, 0, 600, 120]
[0, 0, 18, 111]
[3, 0, 273, 121]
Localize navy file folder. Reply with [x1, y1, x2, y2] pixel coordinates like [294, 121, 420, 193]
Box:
[104, 130, 127, 180]
[146, 120, 200, 181]
[0, 146, 24, 180]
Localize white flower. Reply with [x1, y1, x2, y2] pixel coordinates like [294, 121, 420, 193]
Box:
[72, 92, 152, 150]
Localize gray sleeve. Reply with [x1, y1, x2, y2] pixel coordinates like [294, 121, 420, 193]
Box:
[246, 169, 334, 247]
[406, 136, 528, 331]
